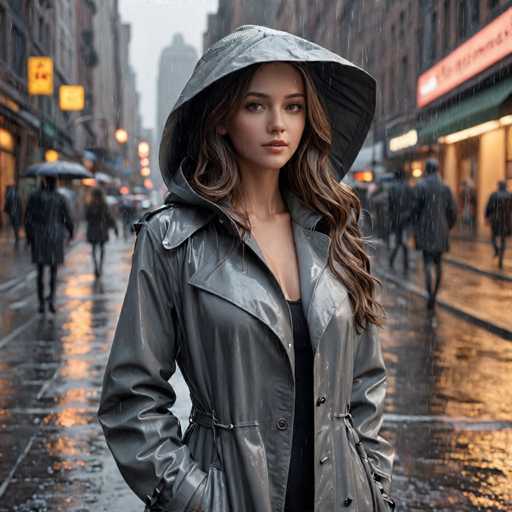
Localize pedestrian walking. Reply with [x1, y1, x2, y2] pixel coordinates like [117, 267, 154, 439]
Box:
[3, 184, 23, 246]
[24, 176, 74, 314]
[459, 177, 477, 236]
[388, 169, 414, 273]
[368, 180, 391, 248]
[485, 180, 512, 269]
[412, 158, 457, 310]
[119, 197, 137, 239]
[85, 187, 118, 278]
[98, 26, 395, 512]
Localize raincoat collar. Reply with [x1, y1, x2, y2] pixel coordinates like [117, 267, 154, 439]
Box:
[166, 157, 325, 237]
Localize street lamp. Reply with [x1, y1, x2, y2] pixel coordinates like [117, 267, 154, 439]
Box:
[114, 128, 128, 144]
[45, 149, 59, 162]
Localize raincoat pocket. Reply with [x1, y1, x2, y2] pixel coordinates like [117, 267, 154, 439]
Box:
[194, 465, 230, 512]
[337, 414, 395, 512]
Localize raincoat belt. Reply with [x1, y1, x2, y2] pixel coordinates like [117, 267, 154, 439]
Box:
[189, 407, 258, 431]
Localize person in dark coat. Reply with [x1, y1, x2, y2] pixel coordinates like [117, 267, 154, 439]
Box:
[368, 182, 390, 247]
[485, 181, 512, 269]
[85, 187, 118, 278]
[412, 158, 457, 310]
[25, 176, 74, 313]
[3, 185, 23, 246]
[119, 197, 137, 239]
[387, 169, 414, 273]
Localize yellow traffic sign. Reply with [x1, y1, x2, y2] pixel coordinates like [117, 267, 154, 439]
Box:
[27, 57, 53, 95]
[59, 85, 85, 111]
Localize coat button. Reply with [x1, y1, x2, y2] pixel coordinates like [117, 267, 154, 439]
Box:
[319, 455, 329, 464]
[343, 496, 353, 506]
[276, 418, 288, 430]
[316, 396, 326, 406]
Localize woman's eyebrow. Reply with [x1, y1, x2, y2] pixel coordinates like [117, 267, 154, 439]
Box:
[245, 92, 305, 99]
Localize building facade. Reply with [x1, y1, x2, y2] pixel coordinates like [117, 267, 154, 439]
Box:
[417, 1, 512, 232]
[0, 0, 86, 225]
[156, 33, 198, 144]
[203, 0, 281, 49]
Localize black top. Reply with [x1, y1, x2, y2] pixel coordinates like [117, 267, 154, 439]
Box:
[284, 299, 314, 512]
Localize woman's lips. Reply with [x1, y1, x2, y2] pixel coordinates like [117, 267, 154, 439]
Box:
[263, 145, 288, 153]
[262, 141, 288, 147]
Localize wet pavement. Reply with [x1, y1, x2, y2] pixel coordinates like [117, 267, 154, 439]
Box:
[374, 240, 512, 338]
[447, 238, 512, 281]
[0, 236, 511, 510]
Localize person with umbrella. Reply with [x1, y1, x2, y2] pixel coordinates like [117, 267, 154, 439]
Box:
[98, 26, 395, 512]
[85, 187, 118, 278]
[24, 176, 74, 314]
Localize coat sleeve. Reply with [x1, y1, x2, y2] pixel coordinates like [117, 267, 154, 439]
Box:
[350, 324, 394, 494]
[98, 222, 207, 510]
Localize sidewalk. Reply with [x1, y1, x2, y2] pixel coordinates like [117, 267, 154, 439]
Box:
[374, 239, 512, 340]
[447, 237, 512, 281]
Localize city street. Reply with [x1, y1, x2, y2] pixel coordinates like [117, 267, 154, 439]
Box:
[0, 233, 510, 511]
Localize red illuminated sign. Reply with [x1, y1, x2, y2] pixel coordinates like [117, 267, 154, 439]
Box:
[417, 7, 512, 108]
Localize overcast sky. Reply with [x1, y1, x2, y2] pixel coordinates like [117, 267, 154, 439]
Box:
[119, 0, 218, 131]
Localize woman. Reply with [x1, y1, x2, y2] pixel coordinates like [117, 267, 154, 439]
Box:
[85, 187, 118, 278]
[99, 25, 395, 512]
[25, 176, 74, 314]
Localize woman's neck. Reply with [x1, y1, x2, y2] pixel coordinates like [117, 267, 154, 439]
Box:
[234, 164, 287, 221]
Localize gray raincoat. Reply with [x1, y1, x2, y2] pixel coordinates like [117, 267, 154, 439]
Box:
[98, 25, 394, 512]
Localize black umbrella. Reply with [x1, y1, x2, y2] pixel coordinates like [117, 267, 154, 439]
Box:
[23, 161, 93, 180]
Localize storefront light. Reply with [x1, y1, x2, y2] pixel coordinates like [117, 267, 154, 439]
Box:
[389, 130, 418, 152]
[412, 168, 423, 178]
[0, 128, 14, 151]
[439, 120, 501, 144]
[500, 115, 512, 126]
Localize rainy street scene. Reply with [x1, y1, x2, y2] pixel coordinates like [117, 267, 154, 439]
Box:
[1, 1, 512, 511]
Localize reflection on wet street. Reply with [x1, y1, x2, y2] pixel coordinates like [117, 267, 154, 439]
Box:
[0, 238, 511, 510]
[381, 282, 512, 511]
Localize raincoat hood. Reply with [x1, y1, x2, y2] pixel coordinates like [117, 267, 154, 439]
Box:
[159, 25, 376, 192]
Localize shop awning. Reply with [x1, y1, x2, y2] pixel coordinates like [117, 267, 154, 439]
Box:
[418, 78, 512, 143]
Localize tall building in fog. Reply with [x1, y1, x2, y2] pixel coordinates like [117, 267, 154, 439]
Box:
[156, 34, 198, 147]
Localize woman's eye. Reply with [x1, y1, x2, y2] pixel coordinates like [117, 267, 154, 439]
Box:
[286, 103, 304, 112]
[245, 102, 264, 112]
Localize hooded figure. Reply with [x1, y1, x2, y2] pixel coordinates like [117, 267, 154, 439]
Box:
[99, 25, 394, 512]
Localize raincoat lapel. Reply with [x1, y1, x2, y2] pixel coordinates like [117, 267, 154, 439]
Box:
[188, 236, 295, 370]
[293, 224, 337, 354]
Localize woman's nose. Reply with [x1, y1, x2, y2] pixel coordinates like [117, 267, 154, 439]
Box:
[268, 108, 285, 133]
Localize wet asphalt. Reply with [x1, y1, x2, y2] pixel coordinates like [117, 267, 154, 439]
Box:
[0, 236, 511, 511]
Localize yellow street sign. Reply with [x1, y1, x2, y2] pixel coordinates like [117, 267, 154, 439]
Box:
[28, 57, 53, 95]
[59, 85, 85, 111]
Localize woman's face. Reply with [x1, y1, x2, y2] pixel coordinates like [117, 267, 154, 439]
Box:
[219, 62, 306, 173]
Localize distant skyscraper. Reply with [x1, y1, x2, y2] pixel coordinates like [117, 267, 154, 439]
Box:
[156, 34, 198, 149]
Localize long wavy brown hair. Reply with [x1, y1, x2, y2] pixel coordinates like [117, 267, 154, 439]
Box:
[184, 63, 383, 331]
